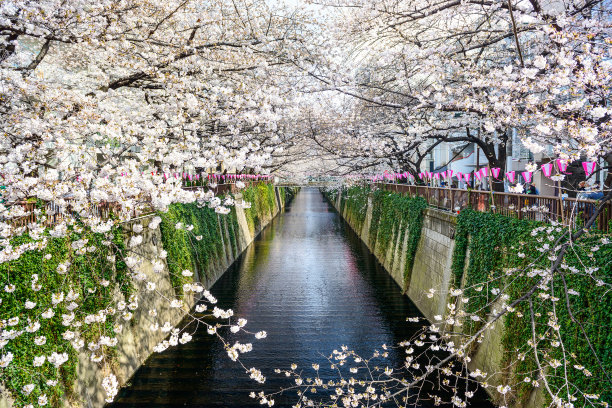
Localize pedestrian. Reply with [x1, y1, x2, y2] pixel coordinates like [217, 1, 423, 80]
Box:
[527, 183, 538, 195]
[586, 184, 604, 200]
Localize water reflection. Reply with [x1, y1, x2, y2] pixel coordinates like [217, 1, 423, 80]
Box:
[110, 188, 492, 407]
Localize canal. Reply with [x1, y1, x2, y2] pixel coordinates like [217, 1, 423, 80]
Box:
[110, 188, 492, 407]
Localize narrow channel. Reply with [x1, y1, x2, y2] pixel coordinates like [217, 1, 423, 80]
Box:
[110, 188, 492, 407]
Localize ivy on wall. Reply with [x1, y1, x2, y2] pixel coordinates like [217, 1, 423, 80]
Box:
[241, 184, 279, 235]
[158, 202, 231, 295]
[450, 209, 612, 406]
[0, 224, 129, 407]
[0, 184, 292, 407]
[332, 186, 611, 406]
[449, 209, 539, 334]
[158, 184, 288, 296]
[341, 186, 370, 230]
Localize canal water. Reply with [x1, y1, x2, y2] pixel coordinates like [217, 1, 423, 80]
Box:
[110, 188, 492, 407]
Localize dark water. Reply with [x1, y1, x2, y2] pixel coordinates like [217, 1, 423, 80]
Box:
[110, 188, 492, 407]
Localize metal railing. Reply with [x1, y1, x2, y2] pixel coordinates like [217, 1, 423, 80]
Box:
[378, 183, 612, 232]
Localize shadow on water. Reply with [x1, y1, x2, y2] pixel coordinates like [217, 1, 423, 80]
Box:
[109, 188, 494, 407]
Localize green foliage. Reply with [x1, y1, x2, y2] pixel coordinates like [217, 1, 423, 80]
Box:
[331, 186, 612, 405]
[158, 202, 227, 295]
[451, 209, 612, 405]
[324, 188, 339, 205]
[241, 183, 278, 235]
[1, 183, 287, 407]
[342, 186, 370, 230]
[158, 183, 282, 296]
[450, 209, 540, 334]
[0, 225, 128, 407]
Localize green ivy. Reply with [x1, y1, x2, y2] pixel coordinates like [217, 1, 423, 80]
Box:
[332, 186, 611, 406]
[449, 210, 539, 334]
[158, 203, 227, 295]
[328, 186, 427, 289]
[451, 209, 612, 406]
[241, 184, 279, 235]
[158, 184, 287, 296]
[0, 184, 293, 407]
[342, 186, 370, 230]
[0, 224, 128, 407]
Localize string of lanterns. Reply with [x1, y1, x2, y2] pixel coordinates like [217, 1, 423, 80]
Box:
[364, 160, 597, 184]
[104, 173, 274, 182]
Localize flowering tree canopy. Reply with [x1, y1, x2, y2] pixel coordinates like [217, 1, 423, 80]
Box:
[299, 0, 612, 189]
[1, 0, 612, 407]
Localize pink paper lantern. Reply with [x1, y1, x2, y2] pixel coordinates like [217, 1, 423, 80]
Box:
[522, 171, 533, 183]
[582, 161, 596, 177]
[541, 163, 554, 178]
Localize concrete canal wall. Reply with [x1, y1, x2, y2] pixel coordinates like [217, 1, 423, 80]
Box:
[329, 188, 543, 408]
[0, 186, 295, 408]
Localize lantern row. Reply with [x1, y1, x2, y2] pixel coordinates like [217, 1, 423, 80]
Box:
[364, 160, 597, 183]
[110, 173, 274, 181]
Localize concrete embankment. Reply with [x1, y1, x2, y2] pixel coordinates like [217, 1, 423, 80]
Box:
[0, 186, 296, 408]
[327, 187, 544, 408]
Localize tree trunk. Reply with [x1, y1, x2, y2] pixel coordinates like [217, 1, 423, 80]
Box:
[482, 139, 507, 192]
[604, 153, 612, 190]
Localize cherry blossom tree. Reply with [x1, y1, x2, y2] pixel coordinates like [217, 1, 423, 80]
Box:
[0, 0, 319, 405]
[239, 1, 612, 407]
[1, 0, 612, 407]
[300, 0, 611, 191]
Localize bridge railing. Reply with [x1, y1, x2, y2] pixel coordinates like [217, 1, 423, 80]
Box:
[377, 183, 612, 232]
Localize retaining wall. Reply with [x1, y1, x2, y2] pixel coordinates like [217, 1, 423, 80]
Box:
[0, 187, 293, 408]
[330, 190, 538, 408]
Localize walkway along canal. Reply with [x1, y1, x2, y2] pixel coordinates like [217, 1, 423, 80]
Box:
[109, 188, 492, 407]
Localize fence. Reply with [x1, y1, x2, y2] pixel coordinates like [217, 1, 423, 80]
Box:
[378, 183, 612, 233]
[6, 181, 268, 228]
[8, 200, 128, 229]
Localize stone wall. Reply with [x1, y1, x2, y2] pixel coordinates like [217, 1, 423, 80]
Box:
[331, 190, 516, 407]
[0, 187, 291, 408]
[408, 209, 457, 321]
[85, 189, 289, 407]
[336, 194, 457, 318]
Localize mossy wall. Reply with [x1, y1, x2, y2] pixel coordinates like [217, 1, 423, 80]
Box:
[327, 186, 611, 408]
[0, 227, 129, 408]
[158, 185, 293, 294]
[329, 186, 427, 291]
[451, 209, 612, 408]
[1, 185, 295, 408]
